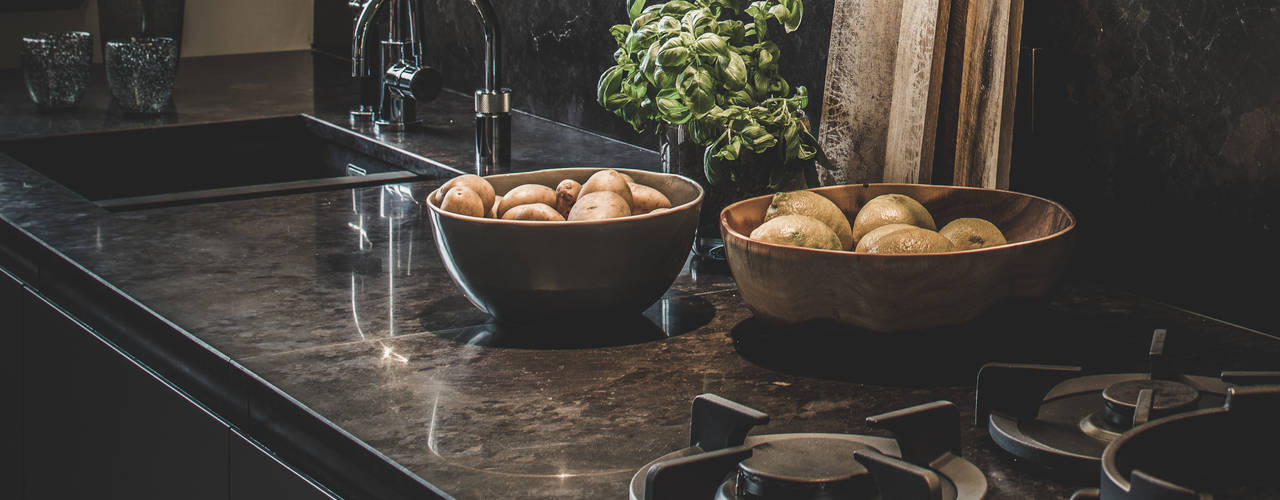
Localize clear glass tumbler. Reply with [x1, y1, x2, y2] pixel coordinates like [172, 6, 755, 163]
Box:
[105, 36, 178, 114]
[20, 31, 93, 110]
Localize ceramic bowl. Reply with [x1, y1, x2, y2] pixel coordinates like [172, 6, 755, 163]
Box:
[427, 168, 703, 322]
[720, 183, 1075, 332]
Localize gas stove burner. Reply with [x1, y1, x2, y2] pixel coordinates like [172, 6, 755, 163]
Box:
[1099, 379, 1200, 428]
[734, 436, 878, 499]
[976, 329, 1280, 478]
[1070, 385, 1280, 500]
[630, 394, 987, 500]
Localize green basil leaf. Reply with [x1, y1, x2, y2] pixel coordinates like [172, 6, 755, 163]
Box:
[741, 124, 777, 150]
[693, 67, 716, 93]
[656, 89, 692, 124]
[628, 0, 647, 21]
[767, 4, 791, 30]
[703, 150, 726, 186]
[656, 15, 681, 33]
[783, 0, 803, 31]
[688, 88, 716, 115]
[606, 93, 631, 109]
[693, 33, 728, 58]
[609, 24, 630, 47]
[709, 0, 739, 14]
[630, 10, 660, 31]
[728, 89, 754, 107]
[639, 41, 662, 84]
[657, 41, 691, 67]
[661, 1, 697, 16]
[746, 1, 770, 39]
[721, 50, 748, 89]
[597, 65, 627, 107]
[783, 121, 800, 160]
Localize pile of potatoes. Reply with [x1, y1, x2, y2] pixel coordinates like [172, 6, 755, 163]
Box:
[430, 169, 673, 221]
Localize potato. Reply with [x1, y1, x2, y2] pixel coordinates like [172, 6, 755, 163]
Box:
[433, 174, 495, 211]
[501, 203, 565, 221]
[487, 195, 503, 218]
[568, 191, 631, 221]
[578, 170, 634, 209]
[628, 182, 672, 215]
[554, 179, 582, 217]
[618, 171, 635, 184]
[497, 184, 557, 217]
[440, 186, 485, 217]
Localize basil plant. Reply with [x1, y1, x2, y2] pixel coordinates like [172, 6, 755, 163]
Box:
[598, 0, 832, 189]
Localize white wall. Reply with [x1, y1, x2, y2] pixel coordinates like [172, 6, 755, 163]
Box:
[0, 0, 314, 70]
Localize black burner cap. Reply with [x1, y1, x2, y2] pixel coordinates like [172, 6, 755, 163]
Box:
[734, 437, 878, 500]
[1102, 379, 1200, 428]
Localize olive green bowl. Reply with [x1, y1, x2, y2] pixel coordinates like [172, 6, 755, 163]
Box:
[426, 168, 703, 322]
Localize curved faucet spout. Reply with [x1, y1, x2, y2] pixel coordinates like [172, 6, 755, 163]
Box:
[469, 0, 502, 91]
[352, 0, 387, 77]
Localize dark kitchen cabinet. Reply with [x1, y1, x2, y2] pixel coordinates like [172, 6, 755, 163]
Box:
[231, 429, 337, 500]
[2, 268, 21, 500]
[20, 289, 229, 500]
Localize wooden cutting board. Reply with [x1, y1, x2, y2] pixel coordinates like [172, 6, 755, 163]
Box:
[948, 0, 1026, 189]
[817, 0, 952, 185]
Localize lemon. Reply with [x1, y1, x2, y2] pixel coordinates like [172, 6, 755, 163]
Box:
[939, 217, 1007, 250]
[764, 190, 854, 250]
[750, 215, 843, 251]
[850, 194, 936, 244]
[854, 223, 955, 254]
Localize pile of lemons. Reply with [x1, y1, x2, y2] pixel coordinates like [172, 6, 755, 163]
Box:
[749, 191, 1006, 254]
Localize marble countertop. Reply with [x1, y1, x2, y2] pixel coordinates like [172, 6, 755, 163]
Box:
[2, 51, 1278, 499]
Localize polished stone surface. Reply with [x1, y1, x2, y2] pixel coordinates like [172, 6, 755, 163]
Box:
[2, 51, 1279, 499]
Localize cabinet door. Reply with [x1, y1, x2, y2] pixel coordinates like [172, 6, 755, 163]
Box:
[230, 429, 337, 500]
[1, 269, 21, 500]
[21, 290, 229, 500]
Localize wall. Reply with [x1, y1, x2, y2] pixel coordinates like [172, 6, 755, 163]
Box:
[0, 0, 313, 70]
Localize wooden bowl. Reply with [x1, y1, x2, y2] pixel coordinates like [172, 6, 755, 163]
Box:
[720, 184, 1075, 332]
[427, 168, 703, 322]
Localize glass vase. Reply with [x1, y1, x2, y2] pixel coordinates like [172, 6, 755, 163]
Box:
[660, 124, 809, 262]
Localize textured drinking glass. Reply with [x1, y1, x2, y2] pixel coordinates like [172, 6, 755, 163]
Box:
[20, 31, 93, 110]
[106, 36, 178, 114]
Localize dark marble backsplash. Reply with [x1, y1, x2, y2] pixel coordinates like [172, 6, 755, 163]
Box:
[313, 0, 836, 149]
[314, 0, 1279, 332]
[1013, 0, 1280, 332]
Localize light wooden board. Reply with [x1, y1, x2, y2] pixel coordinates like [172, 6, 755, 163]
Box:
[951, 0, 1025, 188]
[818, 0, 951, 185]
[884, 0, 952, 184]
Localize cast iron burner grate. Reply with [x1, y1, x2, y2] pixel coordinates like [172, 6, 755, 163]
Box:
[975, 329, 1280, 478]
[1070, 385, 1280, 500]
[630, 394, 987, 500]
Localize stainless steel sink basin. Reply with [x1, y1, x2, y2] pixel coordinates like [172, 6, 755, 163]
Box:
[0, 116, 434, 211]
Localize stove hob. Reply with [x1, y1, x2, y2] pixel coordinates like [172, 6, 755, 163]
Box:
[1071, 385, 1280, 500]
[976, 329, 1280, 478]
[631, 395, 986, 500]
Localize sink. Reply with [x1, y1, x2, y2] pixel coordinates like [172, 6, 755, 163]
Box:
[0, 116, 436, 211]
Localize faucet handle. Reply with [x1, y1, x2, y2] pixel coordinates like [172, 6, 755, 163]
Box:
[386, 64, 442, 102]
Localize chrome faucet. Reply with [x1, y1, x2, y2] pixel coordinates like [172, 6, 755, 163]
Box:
[350, 0, 511, 174]
[351, 0, 442, 129]
[469, 0, 511, 176]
